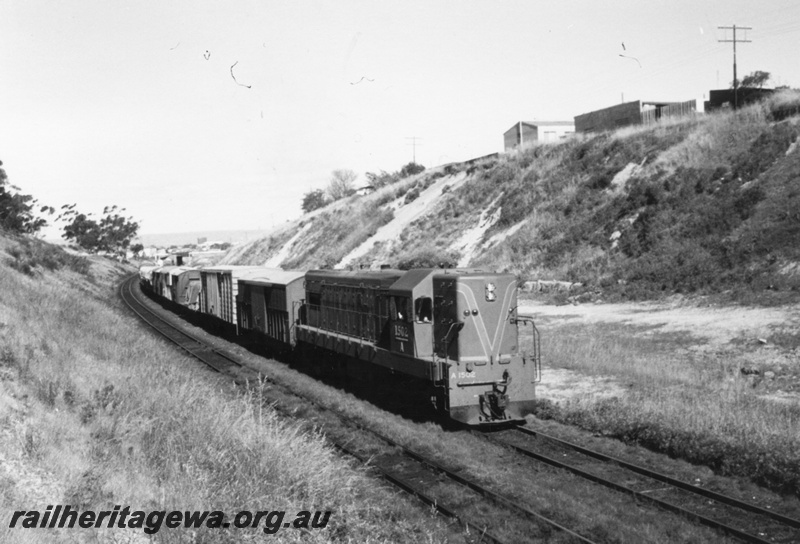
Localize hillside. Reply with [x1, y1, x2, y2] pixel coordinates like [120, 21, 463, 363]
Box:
[0, 235, 452, 542]
[223, 91, 800, 301]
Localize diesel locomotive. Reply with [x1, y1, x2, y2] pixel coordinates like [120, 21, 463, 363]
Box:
[139, 265, 540, 426]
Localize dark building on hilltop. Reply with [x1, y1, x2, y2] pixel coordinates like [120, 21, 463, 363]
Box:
[574, 99, 696, 133]
[704, 88, 776, 112]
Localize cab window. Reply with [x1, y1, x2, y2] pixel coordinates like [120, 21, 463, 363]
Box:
[415, 297, 432, 323]
[392, 296, 411, 322]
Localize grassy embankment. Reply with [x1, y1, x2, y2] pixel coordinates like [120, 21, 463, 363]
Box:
[531, 318, 800, 497]
[369, 91, 800, 302]
[0, 235, 738, 542]
[488, 92, 800, 496]
[470, 92, 800, 301]
[0, 234, 450, 543]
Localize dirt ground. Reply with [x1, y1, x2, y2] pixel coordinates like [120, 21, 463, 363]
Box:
[519, 298, 800, 346]
[518, 298, 800, 405]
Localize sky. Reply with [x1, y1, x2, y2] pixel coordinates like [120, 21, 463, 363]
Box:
[2, 0, 799, 238]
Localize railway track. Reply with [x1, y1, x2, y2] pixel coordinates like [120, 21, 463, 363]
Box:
[122, 274, 800, 542]
[119, 275, 243, 375]
[485, 426, 800, 544]
[119, 275, 599, 543]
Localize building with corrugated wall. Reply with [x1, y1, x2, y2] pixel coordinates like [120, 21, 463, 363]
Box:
[574, 99, 696, 133]
[503, 121, 575, 151]
[704, 88, 775, 112]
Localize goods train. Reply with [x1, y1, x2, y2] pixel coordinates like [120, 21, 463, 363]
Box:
[139, 264, 541, 426]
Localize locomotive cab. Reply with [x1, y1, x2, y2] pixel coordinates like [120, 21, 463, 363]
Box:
[386, 269, 435, 360]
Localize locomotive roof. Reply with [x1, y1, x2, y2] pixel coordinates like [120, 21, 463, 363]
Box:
[387, 268, 517, 295]
[386, 269, 436, 295]
[305, 268, 404, 287]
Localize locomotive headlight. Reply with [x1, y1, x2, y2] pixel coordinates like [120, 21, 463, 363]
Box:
[485, 282, 497, 302]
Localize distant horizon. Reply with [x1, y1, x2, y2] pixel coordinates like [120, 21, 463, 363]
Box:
[134, 228, 279, 248]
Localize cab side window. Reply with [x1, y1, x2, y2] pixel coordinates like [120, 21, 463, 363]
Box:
[415, 297, 432, 323]
[391, 296, 411, 322]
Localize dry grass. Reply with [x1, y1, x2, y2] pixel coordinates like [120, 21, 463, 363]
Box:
[649, 107, 768, 175]
[0, 233, 773, 541]
[536, 320, 800, 495]
[0, 236, 450, 543]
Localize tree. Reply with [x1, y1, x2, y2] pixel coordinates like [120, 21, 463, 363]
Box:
[130, 243, 144, 258]
[62, 213, 103, 252]
[399, 162, 425, 179]
[326, 169, 357, 201]
[733, 70, 771, 89]
[0, 160, 52, 234]
[61, 204, 139, 257]
[98, 208, 139, 257]
[365, 170, 399, 188]
[301, 188, 329, 213]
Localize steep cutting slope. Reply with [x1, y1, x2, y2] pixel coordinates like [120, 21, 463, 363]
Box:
[225, 91, 800, 299]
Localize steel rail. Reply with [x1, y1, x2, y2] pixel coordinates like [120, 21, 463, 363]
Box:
[487, 430, 791, 544]
[120, 276, 524, 544]
[119, 276, 242, 374]
[322, 401, 597, 544]
[516, 426, 800, 530]
[327, 442, 506, 544]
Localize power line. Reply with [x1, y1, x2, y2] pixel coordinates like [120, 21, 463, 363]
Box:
[718, 24, 752, 109]
[405, 136, 423, 164]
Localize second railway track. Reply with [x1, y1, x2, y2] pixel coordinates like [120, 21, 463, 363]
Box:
[120, 275, 600, 543]
[484, 426, 800, 544]
[121, 274, 800, 543]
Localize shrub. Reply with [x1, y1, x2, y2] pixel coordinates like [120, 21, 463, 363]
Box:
[399, 162, 425, 178]
[395, 248, 460, 270]
[403, 187, 420, 204]
[6, 237, 91, 277]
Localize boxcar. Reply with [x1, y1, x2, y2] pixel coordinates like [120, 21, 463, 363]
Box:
[236, 270, 306, 354]
[168, 266, 201, 309]
[199, 266, 302, 333]
[138, 264, 159, 290]
[151, 266, 177, 300]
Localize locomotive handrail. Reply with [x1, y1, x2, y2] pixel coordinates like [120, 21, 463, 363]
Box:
[456, 379, 510, 388]
[514, 315, 541, 383]
[438, 321, 464, 364]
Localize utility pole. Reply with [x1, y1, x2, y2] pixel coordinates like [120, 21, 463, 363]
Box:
[405, 136, 422, 164]
[718, 24, 752, 110]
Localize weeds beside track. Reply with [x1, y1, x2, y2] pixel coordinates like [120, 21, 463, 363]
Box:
[121, 274, 599, 543]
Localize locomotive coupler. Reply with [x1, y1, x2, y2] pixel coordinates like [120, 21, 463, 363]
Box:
[480, 371, 511, 420]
